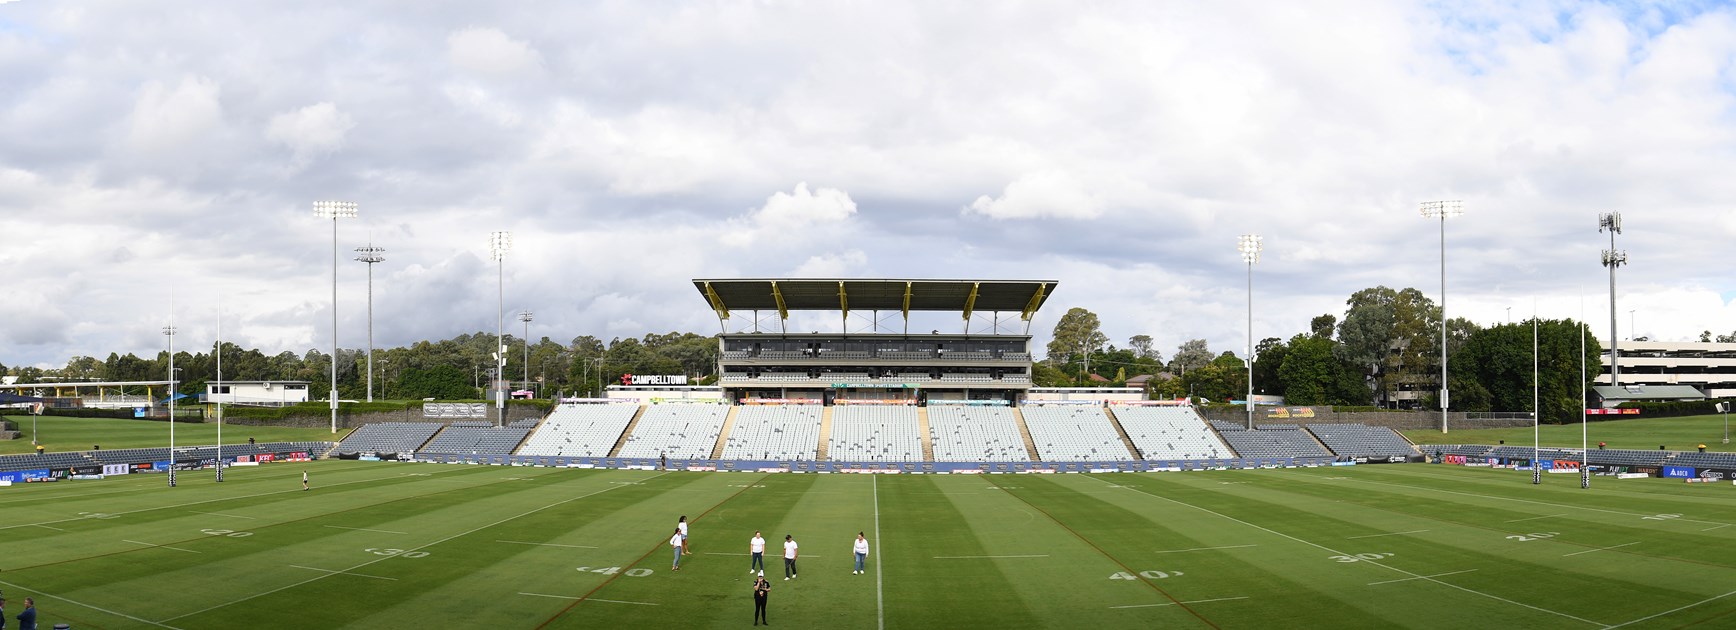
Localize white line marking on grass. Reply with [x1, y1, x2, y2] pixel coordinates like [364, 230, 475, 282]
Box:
[1347, 530, 1429, 539]
[1368, 569, 1478, 585]
[704, 552, 746, 556]
[1153, 544, 1257, 554]
[324, 525, 408, 535]
[1563, 542, 1639, 557]
[517, 592, 659, 606]
[1345, 475, 1727, 527]
[288, 565, 397, 580]
[1608, 590, 1736, 629]
[123, 539, 200, 554]
[31, 524, 65, 531]
[933, 554, 1049, 559]
[1078, 475, 1610, 628]
[0, 577, 182, 629]
[189, 511, 254, 519]
[873, 473, 884, 630]
[1505, 514, 1568, 523]
[497, 540, 597, 549]
[1110, 596, 1248, 609]
[161, 471, 673, 623]
[1701, 524, 1731, 532]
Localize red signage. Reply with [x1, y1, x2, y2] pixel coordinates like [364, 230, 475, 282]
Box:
[1586, 408, 1641, 415]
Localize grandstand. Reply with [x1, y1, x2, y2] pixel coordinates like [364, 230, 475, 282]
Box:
[719, 404, 823, 461]
[1020, 404, 1133, 461]
[1305, 423, 1417, 459]
[1217, 426, 1333, 459]
[826, 404, 923, 462]
[334, 422, 442, 455]
[926, 405, 1030, 461]
[516, 402, 640, 457]
[1111, 405, 1234, 460]
[615, 402, 731, 459]
[419, 425, 532, 455]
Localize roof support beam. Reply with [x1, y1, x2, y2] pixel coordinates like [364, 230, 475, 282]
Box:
[962, 282, 981, 322]
[770, 281, 790, 322]
[837, 281, 849, 331]
[901, 281, 913, 323]
[1021, 282, 1049, 321]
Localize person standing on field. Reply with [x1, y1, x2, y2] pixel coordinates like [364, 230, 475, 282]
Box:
[13, 597, 32, 630]
[302, 470, 309, 491]
[752, 570, 771, 625]
[783, 534, 798, 580]
[853, 532, 870, 574]
[750, 530, 766, 574]
[670, 528, 685, 571]
[677, 515, 690, 555]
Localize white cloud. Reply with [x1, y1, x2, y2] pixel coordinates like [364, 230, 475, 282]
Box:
[723, 183, 858, 247]
[124, 75, 224, 158]
[264, 102, 356, 167]
[965, 171, 1106, 220]
[447, 27, 544, 79]
[790, 250, 868, 277]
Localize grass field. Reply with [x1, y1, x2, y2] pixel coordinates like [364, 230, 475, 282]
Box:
[2, 461, 1734, 629]
[1404, 414, 1735, 453]
[0, 416, 348, 455]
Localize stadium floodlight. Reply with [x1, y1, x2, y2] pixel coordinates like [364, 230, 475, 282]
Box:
[163, 315, 177, 488]
[355, 244, 386, 403]
[519, 311, 534, 397]
[313, 201, 358, 434]
[1237, 234, 1262, 430]
[1599, 212, 1626, 388]
[1420, 201, 1463, 434]
[490, 231, 512, 426]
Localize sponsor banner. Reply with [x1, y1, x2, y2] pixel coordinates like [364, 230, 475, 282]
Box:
[71, 465, 103, 476]
[950, 469, 984, 474]
[1695, 468, 1736, 481]
[684, 465, 717, 472]
[743, 398, 822, 405]
[1330, 461, 1357, 466]
[1108, 400, 1192, 407]
[1586, 408, 1641, 415]
[623, 374, 687, 386]
[834, 399, 917, 406]
[281, 452, 311, 462]
[102, 464, 130, 476]
[0, 470, 53, 483]
[1685, 477, 1719, 484]
[1616, 472, 1650, 479]
[423, 402, 489, 418]
[1662, 466, 1696, 478]
[0, 479, 9, 486]
[70, 474, 104, 480]
[232, 461, 259, 467]
[256, 453, 276, 463]
[1266, 406, 1317, 419]
[829, 383, 919, 389]
[1546, 469, 1579, 474]
[757, 467, 787, 473]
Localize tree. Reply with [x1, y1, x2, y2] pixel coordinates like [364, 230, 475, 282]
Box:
[1128, 335, 1162, 364]
[1046, 307, 1108, 381]
[1334, 286, 1439, 408]
[1171, 339, 1213, 377]
[1448, 319, 1601, 422]
[1310, 314, 1337, 340]
[1278, 334, 1371, 406]
[1180, 352, 1246, 403]
[396, 365, 476, 400]
[1252, 337, 1286, 398]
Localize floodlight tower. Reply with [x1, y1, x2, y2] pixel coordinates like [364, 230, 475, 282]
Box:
[1237, 234, 1262, 430]
[1420, 200, 1463, 433]
[1599, 212, 1626, 388]
[355, 244, 386, 402]
[490, 231, 512, 426]
[163, 318, 177, 488]
[519, 310, 534, 396]
[313, 201, 358, 433]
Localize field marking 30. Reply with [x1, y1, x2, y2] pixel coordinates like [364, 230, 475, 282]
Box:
[1109, 596, 1247, 609]
[1078, 474, 1608, 628]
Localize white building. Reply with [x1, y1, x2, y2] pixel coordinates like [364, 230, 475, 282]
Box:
[206, 381, 311, 406]
[1601, 340, 1736, 400]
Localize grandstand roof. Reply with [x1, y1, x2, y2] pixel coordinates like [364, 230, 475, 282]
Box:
[693, 279, 1057, 322]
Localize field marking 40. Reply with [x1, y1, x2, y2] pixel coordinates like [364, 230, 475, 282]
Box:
[1329, 552, 1393, 563]
[1110, 570, 1184, 580]
[1506, 532, 1559, 542]
[577, 566, 655, 577]
[200, 528, 253, 537]
[366, 548, 430, 558]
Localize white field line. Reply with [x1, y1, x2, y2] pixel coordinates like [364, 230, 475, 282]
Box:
[1563, 542, 1639, 557]
[1369, 569, 1478, 586]
[0, 466, 480, 533]
[323, 525, 408, 535]
[1079, 475, 1610, 628]
[32, 524, 65, 531]
[933, 554, 1049, 559]
[1701, 524, 1731, 532]
[1505, 514, 1569, 523]
[1347, 530, 1429, 540]
[873, 473, 885, 630]
[517, 592, 659, 606]
[123, 539, 200, 554]
[497, 540, 596, 549]
[0, 577, 183, 629]
[1109, 596, 1248, 609]
[160, 471, 673, 623]
[1343, 475, 1731, 528]
[189, 511, 255, 519]
[288, 565, 397, 580]
[1607, 590, 1736, 629]
[704, 552, 746, 556]
[1153, 544, 1257, 554]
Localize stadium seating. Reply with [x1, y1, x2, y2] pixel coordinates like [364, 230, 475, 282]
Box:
[927, 406, 1029, 461]
[616, 403, 731, 459]
[826, 405, 923, 462]
[335, 422, 443, 455]
[1019, 405, 1133, 461]
[720, 405, 823, 461]
[1112, 406, 1234, 460]
[1305, 424, 1416, 459]
[1209, 420, 1245, 432]
[1218, 428, 1332, 458]
[516, 403, 640, 457]
[420, 425, 532, 455]
[1662, 451, 1736, 469]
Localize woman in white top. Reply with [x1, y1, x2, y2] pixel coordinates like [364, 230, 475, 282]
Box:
[670, 528, 684, 570]
[678, 515, 690, 555]
[750, 531, 766, 574]
[853, 532, 870, 574]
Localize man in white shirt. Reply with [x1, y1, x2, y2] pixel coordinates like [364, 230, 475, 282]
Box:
[670, 528, 684, 571]
[782, 534, 798, 580]
[750, 531, 766, 574]
[853, 532, 870, 574]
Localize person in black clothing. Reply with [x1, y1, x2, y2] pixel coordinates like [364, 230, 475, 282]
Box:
[15, 597, 34, 630]
[1, 594, 7, 630]
[752, 571, 771, 625]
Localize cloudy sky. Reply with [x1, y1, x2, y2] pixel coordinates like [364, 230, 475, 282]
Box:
[2, 0, 1734, 369]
